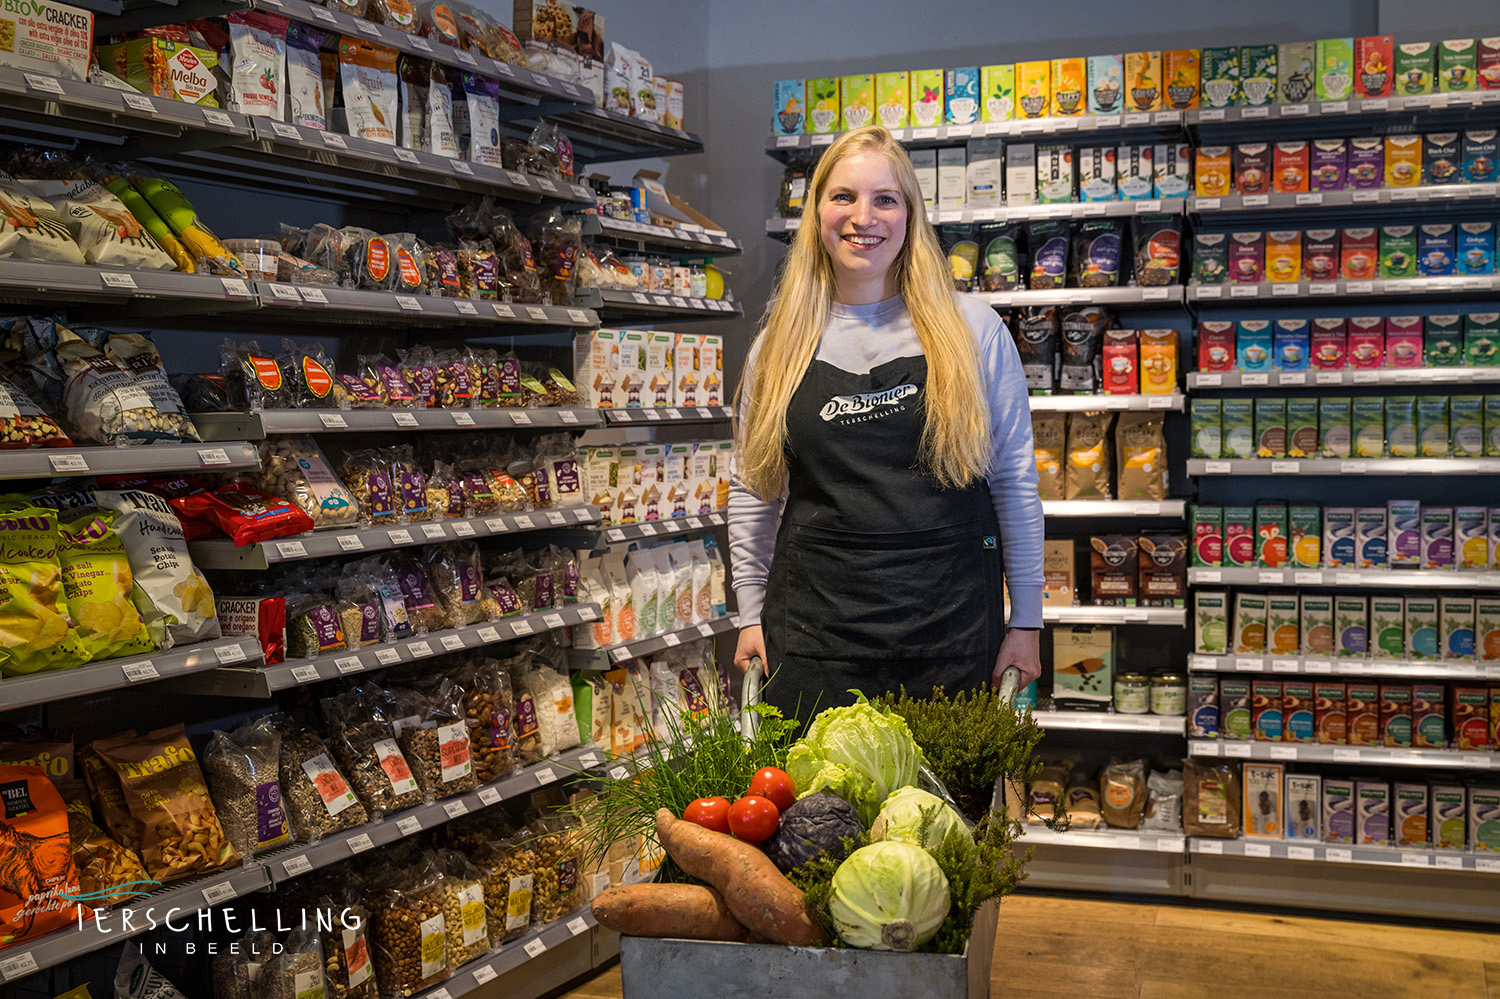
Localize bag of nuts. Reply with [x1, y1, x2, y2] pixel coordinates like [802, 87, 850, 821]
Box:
[366, 849, 451, 998]
[425, 541, 485, 626]
[383, 553, 448, 633]
[220, 337, 293, 410]
[425, 460, 464, 520]
[340, 448, 400, 526]
[0, 368, 72, 448]
[471, 348, 501, 408]
[86, 329, 203, 442]
[388, 680, 478, 800]
[358, 352, 417, 408]
[526, 814, 585, 923]
[276, 713, 370, 843]
[451, 658, 515, 782]
[211, 929, 276, 999]
[56, 778, 148, 908]
[388, 445, 428, 523]
[454, 457, 499, 516]
[473, 835, 533, 945]
[202, 715, 294, 860]
[320, 686, 429, 817]
[251, 437, 360, 530]
[261, 927, 327, 999]
[90, 724, 241, 883]
[397, 346, 438, 408]
[295, 878, 376, 999]
[434, 849, 489, 966]
[430, 348, 475, 409]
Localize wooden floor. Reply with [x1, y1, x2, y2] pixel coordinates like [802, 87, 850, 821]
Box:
[555, 895, 1500, 999]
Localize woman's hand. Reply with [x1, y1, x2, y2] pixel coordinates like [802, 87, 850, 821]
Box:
[992, 629, 1041, 692]
[734, 624, 768, 676]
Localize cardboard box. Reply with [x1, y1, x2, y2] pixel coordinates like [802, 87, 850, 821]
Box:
[1323, 506, 1356, 567]
[1189, 675, 1219, 737]
[688, 443, 716, 516]
[1336, 596, 1369, 658]
[1268, 593, 1300, 655]
[967, 138, 1003, 207]
[1468, 788, 1500, 852]
[1310, 318, 1347, 369]
[1194, 146, 1231, 197]
[1370, 596, 1405, 658]
[1254, 399, 1287, 459]
[1480, 37, 1500, 90]
[1255, 501, 1288, 564]
[1004, 143, 1035, 206]
[1252, 679, 1283, 740]
[1454, 687, 1491, 749]
[805, 78, 840, 133]
[911, 149, 937, 207]
[1348, 140, 1383, 189]
[1116, 144, 1154, 200]
[1153, 143, 1191, 198]
[5, 0, 93, 82]
[1278, 41, 1315, 103]
[1421, 506, 1454, 570]
[1201, 46, 1240, 108]
[1043, 539, 1075, 605]
[937, 146, 968, 209]
[574, 329, 624, 408]
[874, 71, 909, 130]
[512, 1, 604, 57]
[1220, 677, 1252, 739]
[1229, 231, 1264, 284]
[1273, 142, 1310, 193]
[1237, 319, 1272, 371]
[1050, 57, 1085, 116]
[1441, 595, 1476, 660]
[1195, 590, 1229, 655]
[1347, 682, 1380, 745]
[1286, 775, 1321, 839]
[96, 38, 219, 106]
[1476, 596, 1500, 662]
[1223, 504, 1255, 566]
[1052, 625, 1114, 709]
[642, 331, 674, 407]
[1079, 146, 1117, 202]
[909, 68, 944, 126]
[1387, 314, 1424, 367]
[669, 333, 704, 407]
[1302, 595, 1334, 657]
[1395, 782, 1428, 846]
[1233, 591, 1268, 654]
[1036, 145, 1075, 204]
[1387, 499, 1421, 569]
[1351, 397, 1385, 457]
[1315, 38, 1355, 100]
[1413, 684, 1448, 748]
[1463, 133, 1498, 184]
[1426, 313, 1463, 366]
[1314, 680, 1346, 743]
[1239, 44, 1277, 106]
[1164, 49, 1200, 109]
[1089, 535, 1138, 605]
[980, 64, 1015, 121]
[1137, 535, 1186, 607]
[1355, 35, 1395, 97]
[946, 66, 979, 124]
[1088, 54, 1124, 114]
[1439, 38, 1477, 92]
[1396, 42, 1435, 95]
[1243, 763, 1284, 836]
[1190, 504, 1223, 566]
[1304, 228, 1340, 280]
[1381, 683, 1413, 747]
[1190, 401, 1222, 460]
[839, 74, 875, 130]
[1386, 395, 1417, 457]
[1197, 321, 1235, 372]
[1355, 507, 1388, 568]
[1287, 402, 1319, 460]
[773, 80, 805, 134]
[1456, 506, 1488, 568]
[1016, 61, 1050, 119]
[1124, 51, 1161, 112]
[1433, 784, 1466, 849]
[1323, 779, 1356, 843]
[1406, 596, 1439, 660]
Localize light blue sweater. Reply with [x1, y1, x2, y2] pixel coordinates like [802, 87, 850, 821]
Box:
[728, 292, 1045, 631]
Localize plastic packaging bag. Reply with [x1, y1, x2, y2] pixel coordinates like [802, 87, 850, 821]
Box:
[0, 371, 71, 448]
[475, 836, 532, 945]
[366, 855, 449, 997]
[339, 38, 399, 145]
[371, 0, 418, 33]
[303, 881, 376, 999]
[425, 541, 485, 626]
[436, 849, 489, 965]
[0, 170, 86, 263]
[203, 715, 293, 861]
[286, 23, 327, 129]
[459, 73, 501, 166]
[57, 509, 154, 663]
[527, 814, 585, 922]
[115, 943, 190, 999]
[56, 778, 147, 908]
[454, 658, 514, 782]
[431, 347, 474, 408]
[529, 210, 581, 306]
[93, 488, 221, 648]
[284, 340, 345, 409]
[253, 437, 360, 529]
[261, 927, 327, 999]
[427, 458, 464, 520]
[211, 928, 276, 999]
[131, 174, 246, 275]
[359, 351, 417, 408]
[277, 713, 369, 842]
[387, 552, 448, 632]
[26, 177, 174, 270]
[321, 686, 428, 817]
[341, 448, 400, 526]
[286, 593, 347, 658]
[516, 658, 579, 759]
[398, 345, 438, 407]
[392, 680, 478, 798]
[173, 480, 315, 546]
[226, 11, 289, 119]
[222, 338, 292, 409]
[91, 330, 201, 441]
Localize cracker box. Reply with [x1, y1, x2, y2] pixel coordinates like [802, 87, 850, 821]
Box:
[1315, 38, 1354, 100]
[1286, 775, 1321, 839]
[1439, 38, 1477, 92]
[1251, 680, 1283, 740]
[1289, 503, 1321, 563]
[1424, 131, 1462, 184]
[1152, 143, 1191, 197]
[615, 330, 648, 406]
[1223, 504, 1254, 567]
[1164, 49, 1200, 109]
[1233, 591, 1268, 653]
[1116, 144, 1154, 199]
[1124, 51, 1161, 112]
[1189, 400, 1222, 459]
[980, 64, 1015, 121]
[1016, 61, 1050, 119]
[1465, 131, 1499, 184]
[1347, 682, 1380, 744]
[687, 443, 715, 516]
[1194, 145, 1231, 197]
[1381, 683, 1413, 746]
[1387, 499, 1421, 569]
[1079, 146, 1117, 202]
[1278, 41, 1315, 103]
[1347, 315, 1384, 368]
[1335, 596, 1369, 658]
[773, 80, 805, 134]
[1314, 679, 1345, 742]
[1243, 763, 1284, 836]
[1309, 139, 1347, 191]
[1268, 593, 1300, 655]
[1233, 142, 1270, 195]
[1229, 231, 1264, 285]
[1255, 500, 1288, 564]
[1043, 539, 1075, 606]
[1050, 57, 1085, 117]
[1347, 138, 1384, 188]
[1441, 595, 1476, 660]
[1413, 684, 1448, 748]
[1356, 505, 1388, 567]
[1190, 503, 1223, 565]
[1273, 142, 1310, 193]
[1425, 314, 1463, 366]
[1433, 784, 1466, 849]
[1283, 681, 1314, 741]
[1239, 44, 1277, 106]
[839, 74, 875, 130]
[1459, 221, 1495, 275]
[1476, 596, 1500, 661]
[1457, 506, 1489, 568]
[1201, 46, 1240, 108]
[1004, 142, 1035, 206]
[946, 66, 979, 124]
[1395, 782, 1428, 847]
[805, 78, 840, 133]
[911, 71, 945, 126]
[1422, 506, 1455, 570]
[1396, 41, 1435, 95]
[1265, 231, 1301, 285]
[1254, 400, 1286, 459]
[1480, 38, 1500, 90]
[1322, 506, 1356, 567]
[0, 0, 94, 83]
[1324, 779, 1356, 843]
[1220, 677, 1252, 738]
[1196, 590, 1229, 655]
[1354, 35, 1394, 97]
[874, 71, 909, 130]
[1052, 624, 1114, 709]
[1222, 400, 1255, 460]
[1318, 398, 1351, 457]
[575, 328, 624, 408]
[699, 334, 722, 405]
[1302, 598, 1335, 657]
[1406, 596, 1440, 660]
[1308, 316, 1346, 368]
[216, 596, 286, 665]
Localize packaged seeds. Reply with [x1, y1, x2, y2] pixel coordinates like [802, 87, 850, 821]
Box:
[1318, 398, 1351, 457]
[1355, 35, 1394, 97]
[1314, 680, 1345, 741]
[1195, 591, 1229, 654]
[1407, 597, 1439, 660]
[1088, 54, 1124, 114]
[1278, 41, 1315, 103]
[1229, 231, 1264, 284]
[1224, 505, 1254, 567]
[1315, 38, 1354, 100]
[1193, 233, 1228, 284]
[1191, 504, 1223, 566]
[1194, 146, 1231, 197]
[1164, 50, 1199, 109]
[1309, 139, 1347, 191]
[1302, 596, 1334, 657]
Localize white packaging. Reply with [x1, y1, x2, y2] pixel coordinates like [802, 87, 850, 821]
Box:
[604, 42, 635, 114]
[574, 556, 613, 650]
[1152, 142, 1191, 197]
[614, 446, 642, 523]
[966, 138, 1002, 207]
[35, 180, 175, 270]
[665, 80, 685, 129]
[911, 149, 937, 207]
[662, 442, 692, 517]
[644, 330, 675, 406]
[1242, 763, 1283, 838]
[339, 41, 399, 145]
[426, 73, 459, 158]
[700, 335, 723, 405]
[579, 57, 605, 108]
[601, 551, 634, 642]
[688, 443, 716, 516]
[937, 146, 967, 208]
[584, 446, 617, 518]
[624, 548, 659, 637]
[638, 444, 665, 521]
[647, 546, 676, 635]
[1005, 142, 1036, 206]
[665, 543, 695, 630]
[687, 540, 712, 625]
[1079, 146, 1117, 202]
[399, 72, 426, 151]
[228, 15, 287, 119]
[1036, 145, 1073, 203]
[1284, 774, 1320, 840]
[94, 489, 220, 649]
[462, 75, 501, 166]
[673, 333, 706, 406]
[702, 536, 727, 616]
[575, 329, 624, 407]
[617, 330, 648, 407]
[713, 440, 735, 511]
[285, 24, 325, 130]
[631, 49, 657, 122]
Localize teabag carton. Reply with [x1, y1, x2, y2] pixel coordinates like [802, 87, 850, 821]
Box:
[1243, 763, 1284, 837]
[1233, 591, 1268, 654]
[1387, 499, 1421, 568]
[1432, 783, 1466, 849]
[1421, 506, 1455, 572]
[575, 328, 624, 408]
[1335, 596, 1368, 658]
[1475, 596, 1500, 662]
[1314, 681, 1346, 743]
[1394, 782, 1429, 847]
[1323, 507, 1356, 567]
[1468, 787, 1500, 852]
[1005, 143, 1036, 207]
[1440, 595, 1476, 660]
[1219, 678, 1252, 740]
[1285, 774, 1321, 840]
[1356, 780, 1391, 846]
[1300, 595, 1334, 657]
[1412, 683, 1448, 748]
[1406, 596, 1439, 660]
[1052, 624, 1114, 709]
[1322, 779, 1355, 844]
[1189, 675, 1219, 737]
[1195, 590, 1229, 655]
[1252, 679, 1283, 740]
[1370, 597, 1405, 659]
[1347, 682, 1379, 745]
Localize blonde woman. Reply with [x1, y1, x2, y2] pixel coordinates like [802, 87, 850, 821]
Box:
[728, 125, 1044, 719]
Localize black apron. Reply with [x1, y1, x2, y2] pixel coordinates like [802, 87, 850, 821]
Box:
[760, 354, 1005, 722]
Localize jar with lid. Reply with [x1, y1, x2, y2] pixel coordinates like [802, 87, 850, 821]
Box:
[689, 265, 707, 298]
[622, 255, 649, 289]
[1150, 673, 1187, 715]
[1114, 672, 1150, 714]
[650, 257, 672, 292]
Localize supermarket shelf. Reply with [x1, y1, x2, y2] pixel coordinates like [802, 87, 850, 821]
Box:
[1188, 457, 1500, 477]
[1188, 653, 1500, 681]
[1187, 275, 1500, 304]
[1188, 739, 1494, 769]
[1185, 90, 1500, 128]
[571, 613, 740, 668]
[0, 258, 259, 316]
[1032, 711, 1186, 734]
[0, 862, 272, 984]
[413, 911, 600, 999]
[1041, 606, 1186, 626]
[764, 112, 1183, 161]
[78, 0, 249, 36]
[582, 288, 743, 319]
[600, 406, 733, 424]
[550, 106, 705, 163]
[190, 507, 602, 570]
[0, 66, 252, 147]
[1028, 393, 1184, 412]
[167, 604, 601, 697]
[1189, 566, 1500, 589]
[1189, 837, 1500, 874]
[602, 511, 726, 545]
[1017, 826, 1186, 854]
[972, 286, 1183, 308]
[768, 199, 1184, 239]
[0, 442, 259, 480]
[596, 217, 741, 256]
[193, 407, 601, 440]
[263, 746, 609, 886]
[1042, 500, 1187, 518]
[1188, 368, 1500, 390]
[0, 638, 259, 713]
[1190, 184, 1500, 216]
[254, 281, 599, 329]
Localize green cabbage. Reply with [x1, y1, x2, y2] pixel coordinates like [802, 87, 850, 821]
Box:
[785, 693, 924, 825]
[829, 842, 950, 951]
[870, 787, 977, 863]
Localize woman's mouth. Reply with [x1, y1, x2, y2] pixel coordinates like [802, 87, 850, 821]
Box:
[842, 234, 885, 248]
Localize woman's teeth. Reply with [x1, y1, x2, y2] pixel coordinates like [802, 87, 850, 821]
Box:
[843, 235, 883, 246]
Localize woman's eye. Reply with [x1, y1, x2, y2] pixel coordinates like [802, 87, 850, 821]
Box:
[876, 195, 898, 207]
[829, 192, 852, 203]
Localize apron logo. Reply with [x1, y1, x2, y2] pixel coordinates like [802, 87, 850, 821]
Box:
[819, 384, 917, 421]
[983, 536, 996, 549]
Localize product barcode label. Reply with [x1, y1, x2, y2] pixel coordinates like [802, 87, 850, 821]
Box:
[221, 277, 253, 297]
[101, 271, 137, 290]
[428, 989, 452, 999]
[545, 511, 567, 525]
[335, 656, 363, 674]
[452, 521, 476, 537]
[452, 159, 474, 176]
[375, 648, 401, 665]
[473, 966, 498, 985]
[271, 279, 301, 297]
[215, 643, 247, 664]
[282, 855, 313, 877]
[121, 661, 159, 683]
[347, 833, 375, 854]
[543, 613, 565, 630]
[1436, 855, 1463, 869]
[1241, 373, 1269, 386]
[1270, 462, 1300, 474]
[354, 18, 381, 35]
[408, 641, 433, 657]
[511, 411, 532, 425]
[1325, 848, 1353, 863]
[395, 296, 422, 311]
[1333, 749, 1361, 762]
[1286, 845, 1316, 861]
[319, 412, 348, 428]
[632, 292, 650, 304]
[477, 627, 501, 643]
[198, 448, 232, 466]
[1222, 742, 1252, 757]
[535, 768, 557, 785]
[1196, 840, 1223, 854]
[422, 523, 447, 539]
[638, 522, 658, 536]
[567, 309, 590, 324]
[203, 880, 239, 905]
[567, 916, 589, 936]
[526, 306, 549, 320]
[478, 787, 502, 806]
[1402, 852, 1431, 867]
[337, 535, 366, 552]
[511, 619, 534, 636]
[663, 633, 682, 647]
[391, 147, 419, 167]
[387, 529, 414, 545]
[441, 635, 465, 651]
[696, 623, 715, 637]
[524, 938, 548, 958]
[1244, 842, 1271, 858]
[513, 515, 535, 529]
[396, 816, 422, 836]
[388, 411, 418, 428]
[444, 800, 469, 818]
[560, 409, 580, 424]
[290, 664, 320, 683]
[1269, 746, 1297, 760]
[276, 540, 308, 559]
[409, 35, 431, 50]
[1258, 571, 1282, 584]
[122, 92, 156, 113]
[48, 453, 88, 472]
[1280, 373, 1307, 385]
[269, 120, 301, 139]
[578, 752, 600, 768]
[1476, 858, 1500, 873]
[608, 766, 628, 780]
[535, 178, 558, 192]
[318, 131, 347, 150]
[203, 108, 234, 128]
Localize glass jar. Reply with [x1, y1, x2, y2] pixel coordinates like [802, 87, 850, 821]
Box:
[672, 265, 691, 296]
[650, 258, 672, 292]
[689, 265, 707, 298]
[1150, 673, 1187, 715]
[1114, 672, 1150, 714]
[622, 255, 649, 289]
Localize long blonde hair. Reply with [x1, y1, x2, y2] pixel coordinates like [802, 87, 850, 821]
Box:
[736, 126, 991, 500]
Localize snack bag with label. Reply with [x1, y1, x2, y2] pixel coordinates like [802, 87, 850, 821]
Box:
[57, 509, 155, 663]
[0, 765, 86, 949]
[0, 504, 88, 676]
[93, 488, 221, 649]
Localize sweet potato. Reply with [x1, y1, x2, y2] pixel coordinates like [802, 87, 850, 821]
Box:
[591, 883, 761, 942]
[654, 808, 825, 946]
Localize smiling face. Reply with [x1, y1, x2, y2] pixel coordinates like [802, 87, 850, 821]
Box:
[818, 150, 909, 303]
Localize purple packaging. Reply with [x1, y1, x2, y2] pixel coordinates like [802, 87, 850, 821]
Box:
[1310, 138, 1348, 190]
[1419, 224, 1457, 277]
[1323, 778, 1355, 844]
[1347, 137, 1384, 189]
[1421, 506, 1454, 570]
[1388, 499, 1421, 567]
[1357, 780, 1391, 847]
[1386, 315, 1424, 368]
[1273, 319, 1310, 370]
[1229, 231, 1265, 284]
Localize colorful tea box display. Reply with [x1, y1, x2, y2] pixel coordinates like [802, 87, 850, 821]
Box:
[1380, 683, 1412, 747]
[1079, 147, 1117, 201]
[1234, 591, 1268, 653]
[1371, 597, 1405, 657]
[1224, 505, 1254, 566]
[1278, 41, 1315, 103]
[909, 68, 944, 127]
[1124, 51, 1160, 112]
[1421, 506, 1455, 569]
[1243, 763, 1283, 836]
[1283, 681, 1314, 742]
[1302, 595, 1334, 656]
[1395, 783, 1428, 847]
[1201, 47, 1240, 108]
[1335, 596, 1369, 658]
[1396, 42, 1435, 95]
[1434, 784, 1466, 849]
[1016, 61, 1050, 119]
[1413, 684, 1448, 748]
[1406, 596, 1439, 660]
[1267, 593, 1298, 654]
[1196, 590, 1229, 655]
[1286, 775, 1321, 840]
[874, 71, 909, 129]
[1362, 783, 1391, 846]
[773, 80, 804, 134]
[1441, 596, 1476, 660]
[1314, 680, 1346, 743]
[1221, 678, 1252, 739]
[840, 74, 875, 130]
[1355, 35, 1395, 98]
[1439, 38, 1477, 92]
[1470, 788, 1500, 852]
[805, 78, 840, 133]
[946, 67, 979, 124]
[1051, 57, 1086, 117]
[1346, 682, 1380, 744]
[1239, 45, 1276, 106]
[980, 64, 1015, 121]
[1454, 687, 1490, 749]
[1323, 779, 1356, 844]
[1315, 38, 1355, 101]
[1164, 50, 1200, 110]
[1191, 504, 1223, 565]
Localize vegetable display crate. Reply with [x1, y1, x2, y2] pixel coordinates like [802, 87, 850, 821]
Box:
[619, 898, 998, 999]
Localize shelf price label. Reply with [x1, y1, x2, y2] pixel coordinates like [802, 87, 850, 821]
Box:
[335, 656, 364, 674]
[214, 643, 248, 664]
[472, 966, 498, 985]
[478, 786, 502, 806]
[375, 648, 401, 665]
[443, 800, 469, 818]
[337, 535, 366, 552]
[408, 641, 434, 657]
[282, 855, 313, 878]
[440, 635, 465, 652]
[122, 92, 157, 114]
[567, 916, 590, 936]
[396, 816, 423, 836]
[121, 660, 159, 683]
[203, 880, 239, 905]
[290, 664, 321, 684]
[347, 833, 376, 854]
[523, 938, 548, 959]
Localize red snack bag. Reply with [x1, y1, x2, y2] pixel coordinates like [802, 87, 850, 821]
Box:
[177, 482, 315, 546]
[0, 764, 86, 949]
[99, 474, 221, 541]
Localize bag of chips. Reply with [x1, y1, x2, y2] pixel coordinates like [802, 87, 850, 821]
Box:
[93, 488, 222, 648]
[0, 504, 88, 676]
[0, 171, 86, 263]
[0, 765, 85, 948]
[57, 509, 154, 663]
[25, 178, 175, 270]
[56, 778, 148, 908]
[80, 742, 142, 855]
[0, 371, 71, 449]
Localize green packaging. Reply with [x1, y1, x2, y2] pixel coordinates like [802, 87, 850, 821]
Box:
[1287, 398, 1319, 458]
[839, 74, 875, 130]
[1190, 399, 1222, 458]
[980, 64, 1015, 122]
[874, 71, 910, 129]
[1220, 678, 1251, 738]
[1319, 397, 1352, 457]
[1465, 313, 1500, 366]
[1441, 595, 1476, 660]
[1371, 597, 1405, 658]
[1196, 590, 1229, 654]
[1191, 504, 1223, 567]
[1223, 398, 1255, 458]
[1315, 38, 1355, 101]
[806, 78, 841, 133]
[1277, 41, 1315, 103]
[1234, 591, 1268, 653]
[1426, 314, 1463, 366]
[1452, 396, 1484, 457]
[1289, 505, 1322, 568]
[1224, 506, 1255, 568]
[1486, 397, 1500, 457]
[1438, 38, 1477, 93]
[1301, 594, 1334, 656]
[1239, 44, 1277, 106]
[1351, 397, 1385, 458]
[1418, 396, 1451, 457]
[1385, 396, 1417, 458]
[1256, 501, 1289, 567]
[1201, 46, 1241, 108]
[908, 68, 945, 127]
[1406, 596, 1439, 660]
[1254, 398, 1287, 458]
[1395, 41, 1435, 96]
[1379, 226, 1418, 278]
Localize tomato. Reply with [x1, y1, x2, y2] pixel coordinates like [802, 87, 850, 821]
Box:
[683, 797, 732, 834]
[727, 795, 780, 843]
[747, 767, 797, 813]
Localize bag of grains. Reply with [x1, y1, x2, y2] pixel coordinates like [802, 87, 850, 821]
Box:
[203, 715, 295, 860]
[275, 713, 369, 842]
[261, 927, 326, 999]
[435, 848, 489, 966]
[321, 684, 428, 816]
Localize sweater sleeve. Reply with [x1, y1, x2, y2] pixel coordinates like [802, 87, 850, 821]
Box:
[969, 303, 1045, 628]
[726, 337, 783, 628]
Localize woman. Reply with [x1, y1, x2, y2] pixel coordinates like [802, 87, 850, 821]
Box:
[728, 125, 1044, 720]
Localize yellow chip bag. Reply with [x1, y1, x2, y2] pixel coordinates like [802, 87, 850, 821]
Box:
[0, 505, 88, 675]
[58, 510, 154, 662]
